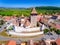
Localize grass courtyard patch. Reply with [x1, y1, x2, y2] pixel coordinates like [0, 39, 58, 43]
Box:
[0, 30, 8, 37]
[0, 40, 7, 44]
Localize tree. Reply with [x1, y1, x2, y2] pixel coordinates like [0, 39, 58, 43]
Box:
[7, 26, 13, 30]
[0, 18, 5, 25]
[43, 28, 49, 34]
[50, 27, 56, 32]
[55, 29, 60, 38]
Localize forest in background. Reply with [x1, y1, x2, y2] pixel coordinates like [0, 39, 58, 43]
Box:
[0, 6, 60, 16]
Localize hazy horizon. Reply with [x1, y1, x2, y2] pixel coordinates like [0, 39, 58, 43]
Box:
[0, 0, 60, 8]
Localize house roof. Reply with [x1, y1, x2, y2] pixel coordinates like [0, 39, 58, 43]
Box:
[37, 15, 42, 21]
[55, 38, 60, 45]
[11, 16, 16, 18]
[55, 24, 60, 29]
[3, 16, 11, 21]
[5, 40, 16, 45]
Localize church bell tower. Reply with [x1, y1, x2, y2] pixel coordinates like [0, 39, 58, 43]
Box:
[30, 8, 38, 27]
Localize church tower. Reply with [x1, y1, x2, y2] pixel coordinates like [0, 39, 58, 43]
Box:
[30, 8, 38, 27]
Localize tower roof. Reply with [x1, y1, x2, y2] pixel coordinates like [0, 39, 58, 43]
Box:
[31, 8, 37, 14]
[21, 14, 24, 17]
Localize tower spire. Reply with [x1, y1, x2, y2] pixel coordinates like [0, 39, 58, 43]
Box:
[31, 7, 37, 16]
[21, 14, 24, 17]
[31, 7, 37, 14]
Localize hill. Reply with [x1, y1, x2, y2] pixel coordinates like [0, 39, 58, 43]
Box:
[0, 6, 60, 16]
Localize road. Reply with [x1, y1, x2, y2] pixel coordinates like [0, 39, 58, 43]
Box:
[0, 34, 60, 44]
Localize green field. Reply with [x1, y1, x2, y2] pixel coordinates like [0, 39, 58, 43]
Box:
[0, 30, 8, 37]
[0, 6, 60, 16]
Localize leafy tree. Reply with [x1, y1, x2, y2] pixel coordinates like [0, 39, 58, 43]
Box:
[43, 28, 49, 34]
[50, 27, 56, 31]
[55, 29, 60, 38]
[7, 26, 13, 30]
[0, 18, 5, 25]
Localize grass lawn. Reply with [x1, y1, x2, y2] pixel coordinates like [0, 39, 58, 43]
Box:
[0, 30, 8, 37]
[0, 40, 7, 44]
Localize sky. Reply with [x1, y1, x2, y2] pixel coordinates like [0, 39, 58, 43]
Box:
[0, 0, 60, 8]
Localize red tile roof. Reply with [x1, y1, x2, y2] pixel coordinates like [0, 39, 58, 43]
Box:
[5, 40, 16, 45]
[11, 16, 16, 18]
[55, 24, 60, 29]
[3, 16, 11, 21]
[55, 38, 60, 45]
[37, 15, 42, 21]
